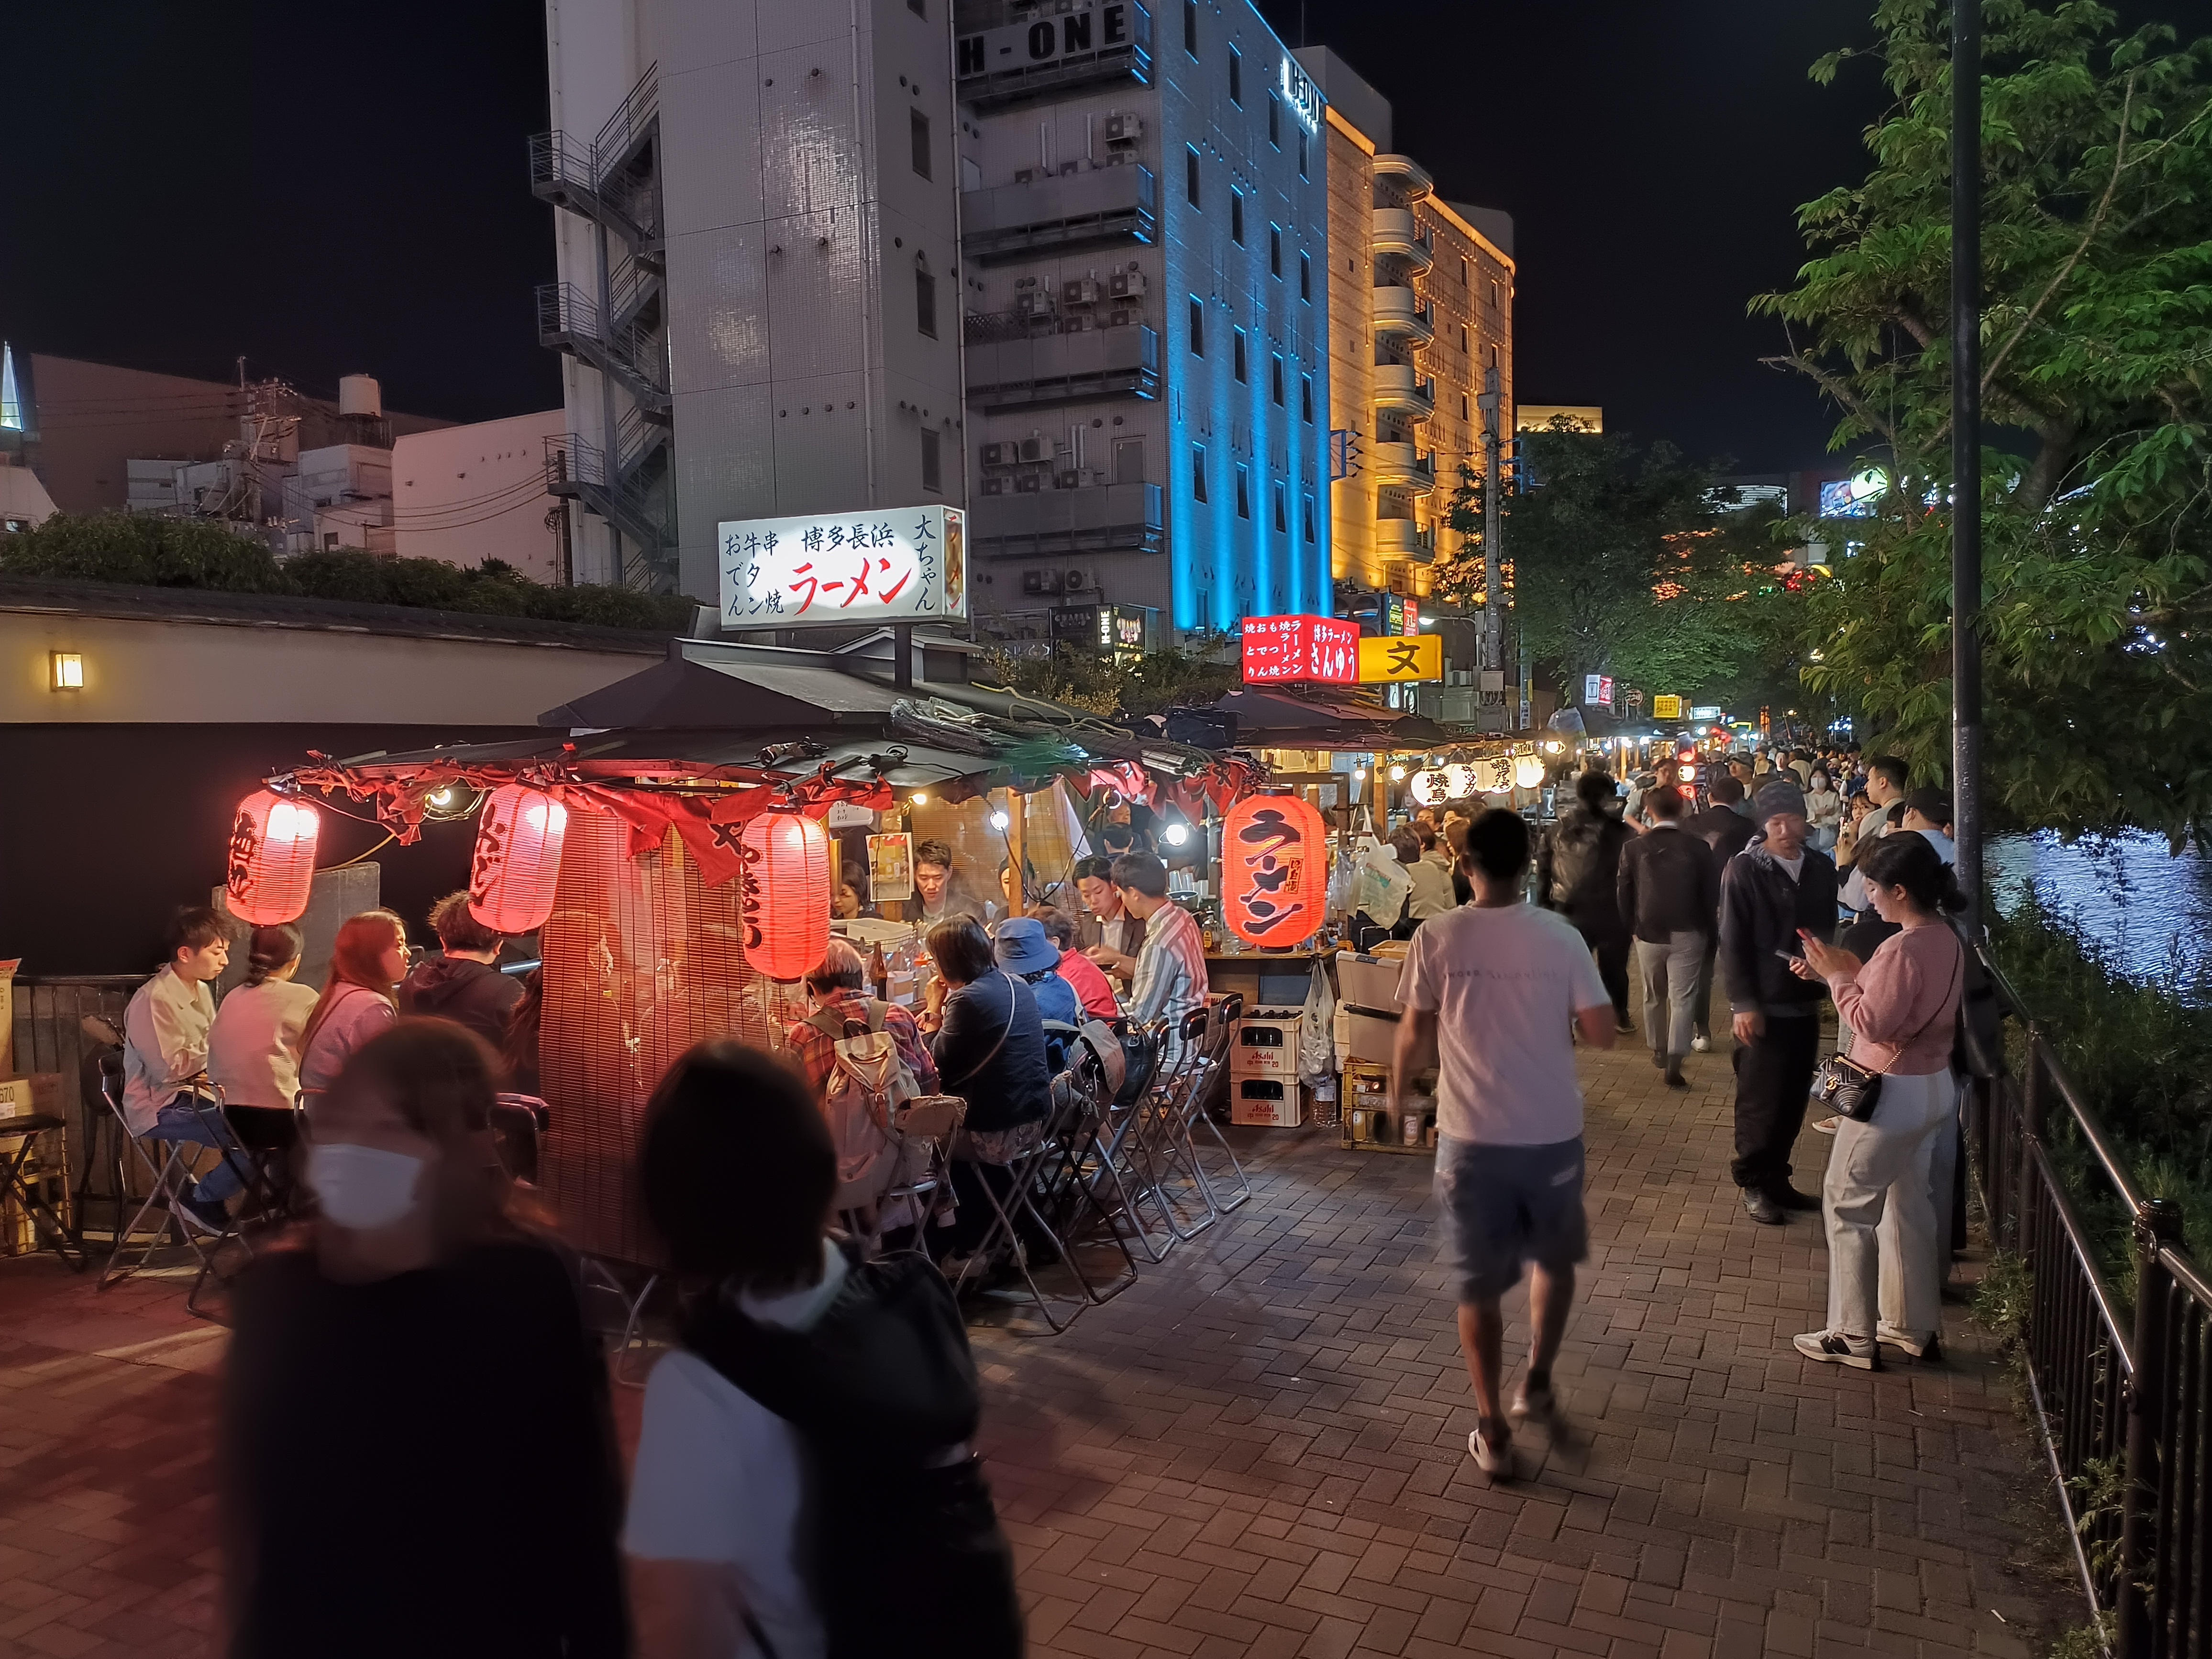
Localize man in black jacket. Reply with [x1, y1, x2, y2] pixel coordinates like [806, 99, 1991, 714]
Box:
[399, 891, 523, 1048]
[1716, 780, 1838, 1225]
[1537, 770, 1635, 1032]
[1684, 775, 1757, 1051]
[1615, 785, 1717, 1089]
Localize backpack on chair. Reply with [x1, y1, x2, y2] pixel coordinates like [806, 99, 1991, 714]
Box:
[810, 1000, 919, 1210]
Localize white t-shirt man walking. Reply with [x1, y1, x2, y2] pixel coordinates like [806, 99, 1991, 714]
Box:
[1393, 808, 1615, 1481]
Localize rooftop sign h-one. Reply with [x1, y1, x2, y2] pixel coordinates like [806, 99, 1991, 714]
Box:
[719, 506, 966, 628]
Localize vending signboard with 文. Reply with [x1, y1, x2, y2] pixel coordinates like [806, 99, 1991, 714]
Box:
[719, 506, 966, 627]
[1241, 615, 1359, 684]
[1356, 634, 1442, 683]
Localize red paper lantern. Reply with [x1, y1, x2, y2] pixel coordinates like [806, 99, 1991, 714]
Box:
[469, 785, 570, 935]
[1222, 792, 1328, 947]
[226, 790, 322, 925]
[740, 809, 831, 983]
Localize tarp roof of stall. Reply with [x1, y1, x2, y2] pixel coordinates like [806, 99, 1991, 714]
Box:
[1207, 685, 1454, 746]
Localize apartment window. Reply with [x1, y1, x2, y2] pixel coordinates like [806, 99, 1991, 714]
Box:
[1490, 279, 1500, 308]
[1185, 146, 1201, 207]
[915, 265, 937, 337]
[1188, 296, 1205, 356]
[1192, 443, 1208, 502]
[1272, 479, 1287, 532]
[1270, 354, 1284, 406]
[1228, 46, 1242, 105]
[1236, 464, 1251, 519]
[1460, 255, 1468, 285]
[1230, 189, 1244, 245]
[1267, 93, 1280, 148]
[1269, 224, 1282, 277]
[1303, 493, 1317, 542]
[1233, 327, 1248, 383]
[1113, 435, 1145, 483]
[1461, 394, 1470, 420]
[909, 109, 931, 179]
[1183, 0, 1198, 56]
[1297, 130, 1308, 179]
[1300, 373, 1315, 424]
[920, 427, 942, 491]
[1459, 324, 1469, 353]
[1299, 252, 1311, 302]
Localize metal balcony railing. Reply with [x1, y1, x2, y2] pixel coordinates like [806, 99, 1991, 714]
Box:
[544, 432, 674, 564]
[536, 282, 672, 414]
[961, 162, 1156, 263]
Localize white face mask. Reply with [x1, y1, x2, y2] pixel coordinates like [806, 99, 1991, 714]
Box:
[307, 1142, 425, 1231]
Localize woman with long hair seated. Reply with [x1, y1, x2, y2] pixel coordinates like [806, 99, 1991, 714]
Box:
[221, 1021, 626, 1657]
[296, 910, 409, 1110]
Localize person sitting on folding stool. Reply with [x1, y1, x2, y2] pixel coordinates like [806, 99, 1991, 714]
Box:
[121, 906, 245, 1231]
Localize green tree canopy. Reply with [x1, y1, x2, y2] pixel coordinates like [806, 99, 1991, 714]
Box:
[1431, 429, 1801, 708]
[1759, 0, 2212, 841]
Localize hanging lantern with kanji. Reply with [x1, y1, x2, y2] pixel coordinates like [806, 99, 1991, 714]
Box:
[469, 785, 570, 935]
[740, 808, 831, 983]
[1222, 791, 1328, 947]
[226, 790, 322, 925]
[1514, 753, 1546, 790]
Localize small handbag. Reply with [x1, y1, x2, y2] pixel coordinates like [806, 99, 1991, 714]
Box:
[1810, 935, 1964, 1123]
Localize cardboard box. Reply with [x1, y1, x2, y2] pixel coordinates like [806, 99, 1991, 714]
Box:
[1230, 1009, 1303, 1078]
[1230, 1077, 1303, 1128]
[0, 1073, 64, 1124]
[1334, 950, 1406, 1017]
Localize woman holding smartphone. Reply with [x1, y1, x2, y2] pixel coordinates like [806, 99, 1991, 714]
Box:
[1783, 832, 1965, 1371]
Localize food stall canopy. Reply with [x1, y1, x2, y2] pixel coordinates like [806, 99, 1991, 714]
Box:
[1206, 685, 1453, 747]
[540, 637, 959, 730]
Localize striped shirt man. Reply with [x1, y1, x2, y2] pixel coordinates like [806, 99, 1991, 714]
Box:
[1126, 897, 1209, 1040]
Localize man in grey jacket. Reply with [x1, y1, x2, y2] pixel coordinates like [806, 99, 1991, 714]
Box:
[1716, 780, 1838, 1225]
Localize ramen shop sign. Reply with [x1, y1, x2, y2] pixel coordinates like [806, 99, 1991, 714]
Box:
[719, 505, 967, 627]
[1241, 615, 1358, 684]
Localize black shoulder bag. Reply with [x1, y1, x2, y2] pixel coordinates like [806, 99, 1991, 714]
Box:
[1810, 933, 1964, 1123]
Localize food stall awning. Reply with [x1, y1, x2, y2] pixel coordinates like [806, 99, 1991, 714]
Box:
[1207, 685, 1453, 748]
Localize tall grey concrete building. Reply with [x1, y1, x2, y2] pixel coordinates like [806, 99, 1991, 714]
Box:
[537, 0, 967, 599]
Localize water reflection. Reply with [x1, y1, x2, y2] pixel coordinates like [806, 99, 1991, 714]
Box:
[1988, 830, 2212, 987]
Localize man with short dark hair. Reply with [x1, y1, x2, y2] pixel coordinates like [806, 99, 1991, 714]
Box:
[398, 891, 523, 1048]
[912, 838, 985, 929]
[1537, 771, 1635, 1034]
[1718, 780, 1839, 1225]
[1616, 785, 1717, 1088]
[1112, 852, 1207, 1038]
[1073, 854, 1143, 980]
[1394, 809, 1616, 1482]
[1900, 787, 1957, 863]
[121, 905, 241, 1228]
[1684, 774, 1757, 1051]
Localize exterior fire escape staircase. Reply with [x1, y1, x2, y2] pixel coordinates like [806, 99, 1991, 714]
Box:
[530, 69, 675, 575]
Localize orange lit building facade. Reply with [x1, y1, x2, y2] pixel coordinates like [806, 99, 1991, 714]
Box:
[1293, 49, 1514, 603]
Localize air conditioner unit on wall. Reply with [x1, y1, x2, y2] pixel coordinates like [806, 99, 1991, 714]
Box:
[1018, 436, 1047, 462]
[1108, 270, 1146, 299]
[1063, 278, 1101, 306]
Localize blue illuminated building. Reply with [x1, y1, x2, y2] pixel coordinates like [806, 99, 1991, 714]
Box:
[956, 0, 1333, 641]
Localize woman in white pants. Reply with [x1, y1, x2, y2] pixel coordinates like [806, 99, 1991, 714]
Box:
[1785, 832, 1965, 1370]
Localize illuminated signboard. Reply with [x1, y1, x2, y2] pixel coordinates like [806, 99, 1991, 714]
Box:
[957, 2, 1139, 79]
[1280, 55, 1323, 134]
[1583, 673, 1615, 705]
[1690, 705, 1723, 720]
[1652, 695, 1683, 720]
[1241, 615, 1358, 683]
[719, 505, 966, 627]
[1356, 634, 1442, 683]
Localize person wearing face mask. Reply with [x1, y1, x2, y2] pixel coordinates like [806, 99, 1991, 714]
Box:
[221, 1020, 627, 1659]
[297, 910, 408, 1108]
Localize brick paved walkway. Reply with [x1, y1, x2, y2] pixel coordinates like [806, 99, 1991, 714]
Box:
[0, 1033, 2078, 1658]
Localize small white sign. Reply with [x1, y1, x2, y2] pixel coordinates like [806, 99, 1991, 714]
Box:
[719, 505, 967, 628]
[825, 801, 877, 829]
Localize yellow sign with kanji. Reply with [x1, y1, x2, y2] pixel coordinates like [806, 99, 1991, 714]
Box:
[1356, 634, 1443, 683]
[1652, 695, 1684, 720]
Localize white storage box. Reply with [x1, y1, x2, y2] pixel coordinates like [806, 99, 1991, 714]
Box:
[1334, 950, 1407, 1017]
[1230, 1008, 1304, 1078]
[1333, 1006, 1401, 1066]
[1230, 1077, 1303, 1128]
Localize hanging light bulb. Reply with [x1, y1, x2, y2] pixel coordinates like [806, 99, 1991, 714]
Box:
[988, 809, 1010, 830]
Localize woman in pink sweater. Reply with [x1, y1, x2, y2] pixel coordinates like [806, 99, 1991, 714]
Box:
[1788, 832, 1965, 1369]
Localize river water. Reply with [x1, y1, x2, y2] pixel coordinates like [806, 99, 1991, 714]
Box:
[1988, 830, 2212, 989]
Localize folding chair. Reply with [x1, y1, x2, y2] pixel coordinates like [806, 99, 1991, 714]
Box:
[943, 1085, 1092, 1334]
[1178, 993, 1253, 1215]
[1030, 1057, 1139, 1306]
[1132, 1006, 1220, 1242]
[96, 1070, 225, 1294]
[1084, 1019, 1181, 1262]
[491, 1092, 551, 1187]
[863, 1093, 964, 1258]
[0, 1111, 82, 1270]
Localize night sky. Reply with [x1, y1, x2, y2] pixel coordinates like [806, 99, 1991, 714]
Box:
[6, 1, 2210, 473]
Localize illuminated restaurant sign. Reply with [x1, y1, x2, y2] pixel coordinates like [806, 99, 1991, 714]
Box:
[719, 505, 966, 627]
[1241, 615, 1358, 684]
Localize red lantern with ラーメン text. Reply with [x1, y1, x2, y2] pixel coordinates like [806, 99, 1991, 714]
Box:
[1222, 791, 1328, 947]
[740, 808, 831, 982]
[469, 785, 570, 935]
[225, 790, 322, 924]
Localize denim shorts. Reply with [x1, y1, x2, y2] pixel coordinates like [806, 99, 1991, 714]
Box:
[1434, 1132, 1588, 1302]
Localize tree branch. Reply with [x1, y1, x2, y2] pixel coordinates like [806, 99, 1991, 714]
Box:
[1759, 353, 1902, 449]
[1982, 72, 2136, 398]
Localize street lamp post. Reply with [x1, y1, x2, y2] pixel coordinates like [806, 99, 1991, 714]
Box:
[1952, 0, 1982, 927]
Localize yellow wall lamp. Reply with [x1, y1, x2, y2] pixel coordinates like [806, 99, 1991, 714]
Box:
[49, 651, 84, 691]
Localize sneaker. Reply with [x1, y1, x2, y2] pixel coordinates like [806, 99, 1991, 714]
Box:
[1663, 1067, 1688, 1090]
[1508, 1377, 1555, 1424]
[1468, 1423, 1514, 1478]
[1650, 1048, 1667, 1070]
[178, 1191, 231, 1234]
[1876, 1328, 1941, 1361]
[1743, 1189, 1786, 1225]
[1812, 1117, 1843, 1135]
[1615, 1016, 1636, 1036]
[1794, 1330, 1878, 1370]
[1692, 1034, 1712, 1053]
[1768, 1185, 1821, 1212]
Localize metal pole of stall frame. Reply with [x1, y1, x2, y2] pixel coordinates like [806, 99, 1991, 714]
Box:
[1950, 0, 1984, 930]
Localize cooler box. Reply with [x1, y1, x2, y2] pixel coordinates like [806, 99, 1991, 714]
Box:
[1231, 1077, 1303, 1128]
[1333, 1006, 1400, 1066]
[1231, 1009, 1303, 1079]
[1334, 950, 1406, 1017]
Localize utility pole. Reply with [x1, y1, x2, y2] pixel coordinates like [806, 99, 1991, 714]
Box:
[1952, 0, 1983, 928]
[1477, 365, 1504, 681]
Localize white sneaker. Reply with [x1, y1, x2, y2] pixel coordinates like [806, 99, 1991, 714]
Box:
[1468, 1424, 1513, 1478]
[1692, 1035, 1712, 1053]
[1812, 1116, 1842, 1135]
[1508, 1378, 1555, 1423]
[1793, 1330, 1877, 1370]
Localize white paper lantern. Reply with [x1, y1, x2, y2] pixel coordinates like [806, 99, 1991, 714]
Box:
[1409, 768, 1450, 807]
[1514, 754, 1545, 790]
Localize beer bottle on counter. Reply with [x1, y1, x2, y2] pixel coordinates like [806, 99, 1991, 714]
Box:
[867, 940, 890, 1000]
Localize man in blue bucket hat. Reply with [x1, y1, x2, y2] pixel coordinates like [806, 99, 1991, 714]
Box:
[994, 916, 1081, 1070]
